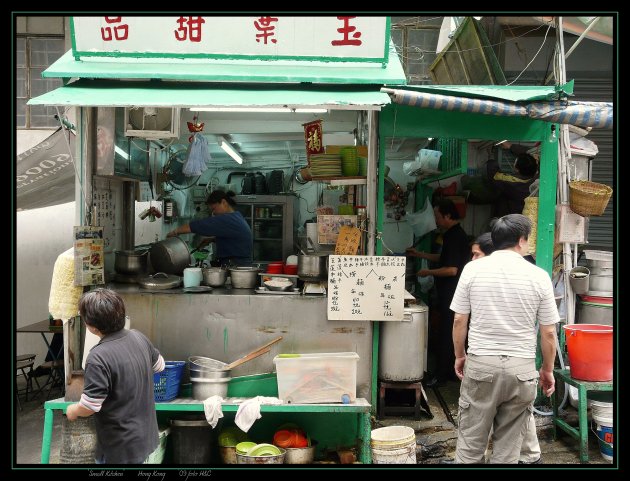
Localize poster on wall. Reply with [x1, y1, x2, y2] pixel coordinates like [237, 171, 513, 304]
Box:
[74, 226, 105, 286]
[317, 215, 357, 244]
[327, 255, 405, 321]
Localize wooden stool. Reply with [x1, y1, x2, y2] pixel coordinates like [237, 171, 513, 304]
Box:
[378, 380, 425, 419]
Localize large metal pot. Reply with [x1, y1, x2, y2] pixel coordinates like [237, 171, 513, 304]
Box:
[149, 237, 190, 275]
[114, 249, 148, 275]
[297, 254, 328, 281]
[228, 266, 260, 289]
[202, 267, 227, 287]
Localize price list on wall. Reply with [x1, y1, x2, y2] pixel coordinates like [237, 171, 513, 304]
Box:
[327, 255, 406, 321]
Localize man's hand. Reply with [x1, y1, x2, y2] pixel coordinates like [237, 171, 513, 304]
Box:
[539, 368, 555, 397]
[417, 269, 431, 277]
[166, 230, 177, 238]
[454, 356, 466, 380]
[406, 248, 422, 258]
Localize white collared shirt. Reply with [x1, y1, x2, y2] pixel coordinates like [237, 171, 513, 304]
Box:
[450, 250, 560, 358]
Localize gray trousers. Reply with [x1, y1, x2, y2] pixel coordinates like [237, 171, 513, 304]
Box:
[455, 354, 539, 464]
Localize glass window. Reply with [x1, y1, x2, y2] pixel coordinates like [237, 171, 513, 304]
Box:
[16, 36, 64, 129]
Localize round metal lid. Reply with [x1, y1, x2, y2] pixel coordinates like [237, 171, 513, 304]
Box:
[138, 272, 182, 289]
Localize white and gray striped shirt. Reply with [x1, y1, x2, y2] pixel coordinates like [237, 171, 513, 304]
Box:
[450, 250, 560, 358]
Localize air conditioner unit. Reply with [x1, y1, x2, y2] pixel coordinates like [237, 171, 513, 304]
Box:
[124, 107, 180, 139]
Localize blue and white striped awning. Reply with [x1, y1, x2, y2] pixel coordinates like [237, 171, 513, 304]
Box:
[382, 88, 613, 129]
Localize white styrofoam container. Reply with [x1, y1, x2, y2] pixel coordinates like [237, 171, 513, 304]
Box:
[274, 352, 359, 404]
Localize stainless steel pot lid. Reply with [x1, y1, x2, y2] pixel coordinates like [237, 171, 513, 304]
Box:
[138, 272, 182, 289]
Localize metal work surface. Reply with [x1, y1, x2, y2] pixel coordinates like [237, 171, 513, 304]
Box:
[110, 284, 373, 400]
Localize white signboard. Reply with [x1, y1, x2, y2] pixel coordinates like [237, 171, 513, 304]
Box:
[72, 16, 389, 62]
[328, 255, 405, 321]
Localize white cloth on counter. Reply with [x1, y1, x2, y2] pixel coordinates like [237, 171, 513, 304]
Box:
[234, 396, 283, 432]
[203, 395, 224, 428]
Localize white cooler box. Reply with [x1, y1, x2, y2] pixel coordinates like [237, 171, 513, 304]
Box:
[273, 352, 359, 404]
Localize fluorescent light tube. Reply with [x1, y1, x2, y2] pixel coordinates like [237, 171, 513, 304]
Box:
[218, 136, 243, 164]
[190, 107, 328, 113]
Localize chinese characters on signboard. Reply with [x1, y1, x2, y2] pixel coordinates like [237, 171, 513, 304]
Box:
[303, 119, 324, 163]
[72, 17, 389, 62]
[328, 255, 405, 321]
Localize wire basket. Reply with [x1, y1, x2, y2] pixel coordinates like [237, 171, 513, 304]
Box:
[569, 181, 612, 217]
[154, 361, 186, 402]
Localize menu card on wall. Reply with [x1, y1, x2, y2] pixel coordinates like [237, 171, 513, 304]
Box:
[327, 255, 406, 321]
[74, 226, 105, 286]
[335, 226, 361, 255]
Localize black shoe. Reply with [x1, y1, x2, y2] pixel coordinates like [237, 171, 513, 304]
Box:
[518, 457, 542, 464]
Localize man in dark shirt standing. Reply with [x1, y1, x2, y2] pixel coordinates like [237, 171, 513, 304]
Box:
[407, 199, 470, 386]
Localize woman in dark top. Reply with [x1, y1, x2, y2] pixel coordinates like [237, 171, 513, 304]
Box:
[167, 190, 253, 267]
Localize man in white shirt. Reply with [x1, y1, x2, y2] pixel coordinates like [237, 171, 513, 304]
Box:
[450, 214, 559, 464]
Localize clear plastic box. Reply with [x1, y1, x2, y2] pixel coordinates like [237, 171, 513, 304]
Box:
[273, 352, 360, 404]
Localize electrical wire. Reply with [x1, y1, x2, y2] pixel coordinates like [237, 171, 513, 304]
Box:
[507, 23, 553, 85]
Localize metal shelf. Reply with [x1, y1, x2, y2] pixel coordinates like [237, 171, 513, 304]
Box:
[312, 176, 367, 186]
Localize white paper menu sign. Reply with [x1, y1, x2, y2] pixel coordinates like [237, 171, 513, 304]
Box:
[327, 255, 406, 321]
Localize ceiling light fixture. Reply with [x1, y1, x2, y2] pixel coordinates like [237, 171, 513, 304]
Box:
[218, 136, 243, 164]
[190, 107, 328, 113]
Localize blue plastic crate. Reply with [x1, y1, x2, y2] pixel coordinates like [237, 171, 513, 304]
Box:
[154, 361, 185, 402]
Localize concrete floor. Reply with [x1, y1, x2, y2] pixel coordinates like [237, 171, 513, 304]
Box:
[14, 376, 613, 468]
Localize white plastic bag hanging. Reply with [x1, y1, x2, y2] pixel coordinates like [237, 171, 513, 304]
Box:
[406, 198, 437, 238]
[183, 132, 210, 177]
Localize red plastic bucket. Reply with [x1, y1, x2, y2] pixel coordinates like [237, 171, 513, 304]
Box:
[563, 324, 613, 381]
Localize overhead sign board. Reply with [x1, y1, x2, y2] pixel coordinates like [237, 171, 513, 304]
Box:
[71, 16, 390, 63]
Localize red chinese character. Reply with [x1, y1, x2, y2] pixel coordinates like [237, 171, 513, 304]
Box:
[174, 16, 205, 42]
[101, 17, 128, 42]
[331, 16, 362, 46]
[254, 16, 278, 45]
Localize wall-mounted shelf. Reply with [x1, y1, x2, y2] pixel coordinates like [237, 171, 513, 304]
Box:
[312, 176, 367, 186]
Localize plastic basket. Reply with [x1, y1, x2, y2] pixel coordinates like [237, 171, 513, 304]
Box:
[154, 361, 186, 402]
[569, 181, 612, 217]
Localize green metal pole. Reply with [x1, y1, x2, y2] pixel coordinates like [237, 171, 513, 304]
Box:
[41, 407, 54, 464]
[535, 124, 559, 396]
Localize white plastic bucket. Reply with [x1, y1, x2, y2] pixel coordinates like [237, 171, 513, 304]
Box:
[591, 400, 613, 462]
[371, 426, 416, 464]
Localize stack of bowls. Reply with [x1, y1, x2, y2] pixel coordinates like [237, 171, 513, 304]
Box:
[340, 147, 359, 176]
[188, 356, 231, 400]
[358, 156, 368, 176]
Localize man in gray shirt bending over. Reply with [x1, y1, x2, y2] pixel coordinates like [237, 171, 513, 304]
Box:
[450, 214, 559, 464]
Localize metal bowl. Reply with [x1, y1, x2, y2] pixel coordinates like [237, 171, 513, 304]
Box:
[264, 280, 293, 291]
[188, 356, 230, 379]
[191, 377, 231, 400]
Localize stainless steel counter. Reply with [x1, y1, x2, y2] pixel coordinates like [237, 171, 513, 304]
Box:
[108, 283, 373, 400]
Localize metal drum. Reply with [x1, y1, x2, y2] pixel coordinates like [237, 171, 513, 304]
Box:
[379, 304, 428, 382]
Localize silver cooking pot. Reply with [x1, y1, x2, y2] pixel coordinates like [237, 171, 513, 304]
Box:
[228, 266, 261, 289]
[114, 249, 149, 275]
[149, 237, 191, 275]
[297, 254, 328, 281]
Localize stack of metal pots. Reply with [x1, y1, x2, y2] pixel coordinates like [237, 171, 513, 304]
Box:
[188, 356, 231, 400]
[577, 250, 613, 326]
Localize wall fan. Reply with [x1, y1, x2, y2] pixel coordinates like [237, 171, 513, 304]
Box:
[163, 148, 199, 190]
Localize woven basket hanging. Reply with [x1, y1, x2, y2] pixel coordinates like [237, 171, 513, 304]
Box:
[568, 180, 613, 217]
